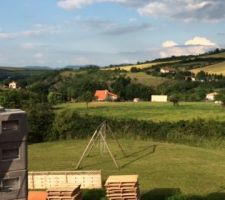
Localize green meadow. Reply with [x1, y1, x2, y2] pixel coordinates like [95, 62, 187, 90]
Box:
[56, 102, 225, 122]
[29, 139, 225, 199]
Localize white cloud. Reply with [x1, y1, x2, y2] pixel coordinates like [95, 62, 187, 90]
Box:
[162, 40, 178, 48]
[138, 2, 168, 16]
[74, 17, 152, 35]
[0, 24, 59, 40]
[57, 0, 225, 22]
[57, 0, 126, 10]
[160, 36, 217, 57]
[138, 0, 225, 22]
[0, 32, 13, 39]
[185, 36, 216, 46]
[160, 46, 211, 57]
[187, 1, 211, 11]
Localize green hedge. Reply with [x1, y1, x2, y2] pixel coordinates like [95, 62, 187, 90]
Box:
[50, 109, 225, 147]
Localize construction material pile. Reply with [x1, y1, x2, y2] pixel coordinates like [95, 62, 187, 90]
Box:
[105, 175, 140, 200]
[46, 185, 82, 200]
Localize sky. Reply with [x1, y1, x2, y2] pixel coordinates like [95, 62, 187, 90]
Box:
[0, 0, 225, 68]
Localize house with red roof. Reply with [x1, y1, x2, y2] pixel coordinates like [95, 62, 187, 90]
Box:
[95, 90, 118, 101]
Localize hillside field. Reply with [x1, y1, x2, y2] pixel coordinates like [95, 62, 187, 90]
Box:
[56, 102, 225, 122]
[192, 61, 225, 75]
[29, 139, 225, 199]
[104, 61, 179, 71]
[127, 72, 170, 87]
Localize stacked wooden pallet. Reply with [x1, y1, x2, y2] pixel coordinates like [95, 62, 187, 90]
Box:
[105, 175, 140, 200]
[46, 185, 82, 200]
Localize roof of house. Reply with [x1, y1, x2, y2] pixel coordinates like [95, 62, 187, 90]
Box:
[95, 90, 117, 100]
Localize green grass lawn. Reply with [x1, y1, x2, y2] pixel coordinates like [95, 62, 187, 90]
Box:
[29, 139, 225, 198]
[56, 102, 225, 122]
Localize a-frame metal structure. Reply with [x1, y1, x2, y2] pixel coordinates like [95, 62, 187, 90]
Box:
[76, 121, 125, 169]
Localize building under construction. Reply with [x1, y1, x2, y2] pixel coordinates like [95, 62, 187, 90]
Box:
[0, 107, 27, 200]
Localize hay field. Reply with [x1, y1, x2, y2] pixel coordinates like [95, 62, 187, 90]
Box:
[104, 61, 178, 71]
[191, 61, 225, 75]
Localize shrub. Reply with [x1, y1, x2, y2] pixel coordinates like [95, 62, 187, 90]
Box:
[51, 110, 225, 147]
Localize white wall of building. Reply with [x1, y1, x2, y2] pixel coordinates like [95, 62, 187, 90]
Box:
[151, 95, 168, 102]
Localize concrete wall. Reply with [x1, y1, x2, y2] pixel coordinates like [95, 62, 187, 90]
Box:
[0, 109, 27, 200]
[0, 141, 27, 172]
[0, 170, 27, 200]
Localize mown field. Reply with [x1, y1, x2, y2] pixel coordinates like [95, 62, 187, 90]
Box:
[104, 61, 179, 71]
[29, 139, 225, 199]
[56, 102, 225, 122]
[192, 61, 225, 75]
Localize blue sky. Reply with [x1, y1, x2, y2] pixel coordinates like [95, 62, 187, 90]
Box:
[0, 0, 225, 67]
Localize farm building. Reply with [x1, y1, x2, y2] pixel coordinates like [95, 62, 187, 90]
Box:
[151, 95, 168, 102]
[160, 67, 176, 74]
[8, 81, 17, 89]
[206, 92, 218, 101]
[95, 90, 118, 101]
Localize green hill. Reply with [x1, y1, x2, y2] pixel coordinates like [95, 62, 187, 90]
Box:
[104, 51, 225, 75]
[104, 60, 179, 71]
[202, 51, 225, 58]
[127, 72, 171, 87]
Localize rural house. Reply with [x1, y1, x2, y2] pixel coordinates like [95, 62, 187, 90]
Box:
[160, 67, 176, 74]
[8, 81, 17, 89]
[206, 92, 218, 101]
[151, 95, 168, 102]
[95, 90, 118, 101]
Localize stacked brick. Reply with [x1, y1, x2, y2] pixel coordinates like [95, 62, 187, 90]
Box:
[0, 108, 27, 200]
[46, 185, 82, 200]
[105, 175, 140, 200]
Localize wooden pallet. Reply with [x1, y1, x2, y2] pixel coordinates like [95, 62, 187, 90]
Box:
[46, 185, 82, 200]
[105, 175, 140, 200]
[47, 186, 81, 197]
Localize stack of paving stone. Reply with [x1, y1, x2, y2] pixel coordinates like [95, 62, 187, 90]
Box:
[105, 175, 140, 200]
[46, 185, 82, 200]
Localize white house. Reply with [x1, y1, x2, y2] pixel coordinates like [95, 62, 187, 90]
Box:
[160, 67, 176, 74]
[151, 95, 168, 102]
[9, 81, 17, 89]
[206, 92, 218, 101]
